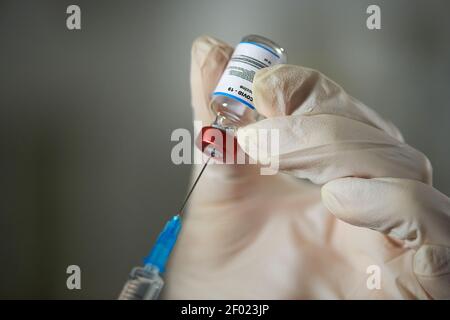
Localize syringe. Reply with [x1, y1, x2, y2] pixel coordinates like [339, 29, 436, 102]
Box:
[118, 157, 211, 300]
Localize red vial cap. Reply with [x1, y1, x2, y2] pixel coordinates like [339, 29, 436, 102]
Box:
[196, 126, 238, 163]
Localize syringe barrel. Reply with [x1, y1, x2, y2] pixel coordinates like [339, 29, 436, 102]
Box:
[118, 215, 182, 300]
[118, 265, 164, 300]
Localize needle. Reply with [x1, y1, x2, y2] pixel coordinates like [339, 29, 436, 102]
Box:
[178, 155, 213, 214]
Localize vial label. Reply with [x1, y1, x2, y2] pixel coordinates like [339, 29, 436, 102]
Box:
[213, 42, 284, 110]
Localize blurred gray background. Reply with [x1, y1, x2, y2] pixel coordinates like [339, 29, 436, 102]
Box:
[0, 0, 449, 299]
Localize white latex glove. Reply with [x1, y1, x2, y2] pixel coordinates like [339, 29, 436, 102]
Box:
[163, 36, 450, 299]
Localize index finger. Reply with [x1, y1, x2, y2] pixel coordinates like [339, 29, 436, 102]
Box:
[252, 64, 404, 142]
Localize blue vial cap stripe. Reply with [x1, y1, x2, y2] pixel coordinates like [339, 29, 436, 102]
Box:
[212, 92, 255, 110]
[239, 41, 280, 58]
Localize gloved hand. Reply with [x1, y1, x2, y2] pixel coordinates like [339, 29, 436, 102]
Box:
[163, 36, 450, 299]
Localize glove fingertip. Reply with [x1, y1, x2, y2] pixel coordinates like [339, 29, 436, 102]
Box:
[413, 245, 450, 299]
[190, 36, 233, 123]
[321, 178, 373, 227]
[321, 181, 346, 216]
[191, 35, 233, 69]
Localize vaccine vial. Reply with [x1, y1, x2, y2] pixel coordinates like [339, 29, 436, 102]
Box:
[197, 35, 287, 162]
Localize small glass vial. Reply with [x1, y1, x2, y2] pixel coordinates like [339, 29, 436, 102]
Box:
[197, 35, 287, 162]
